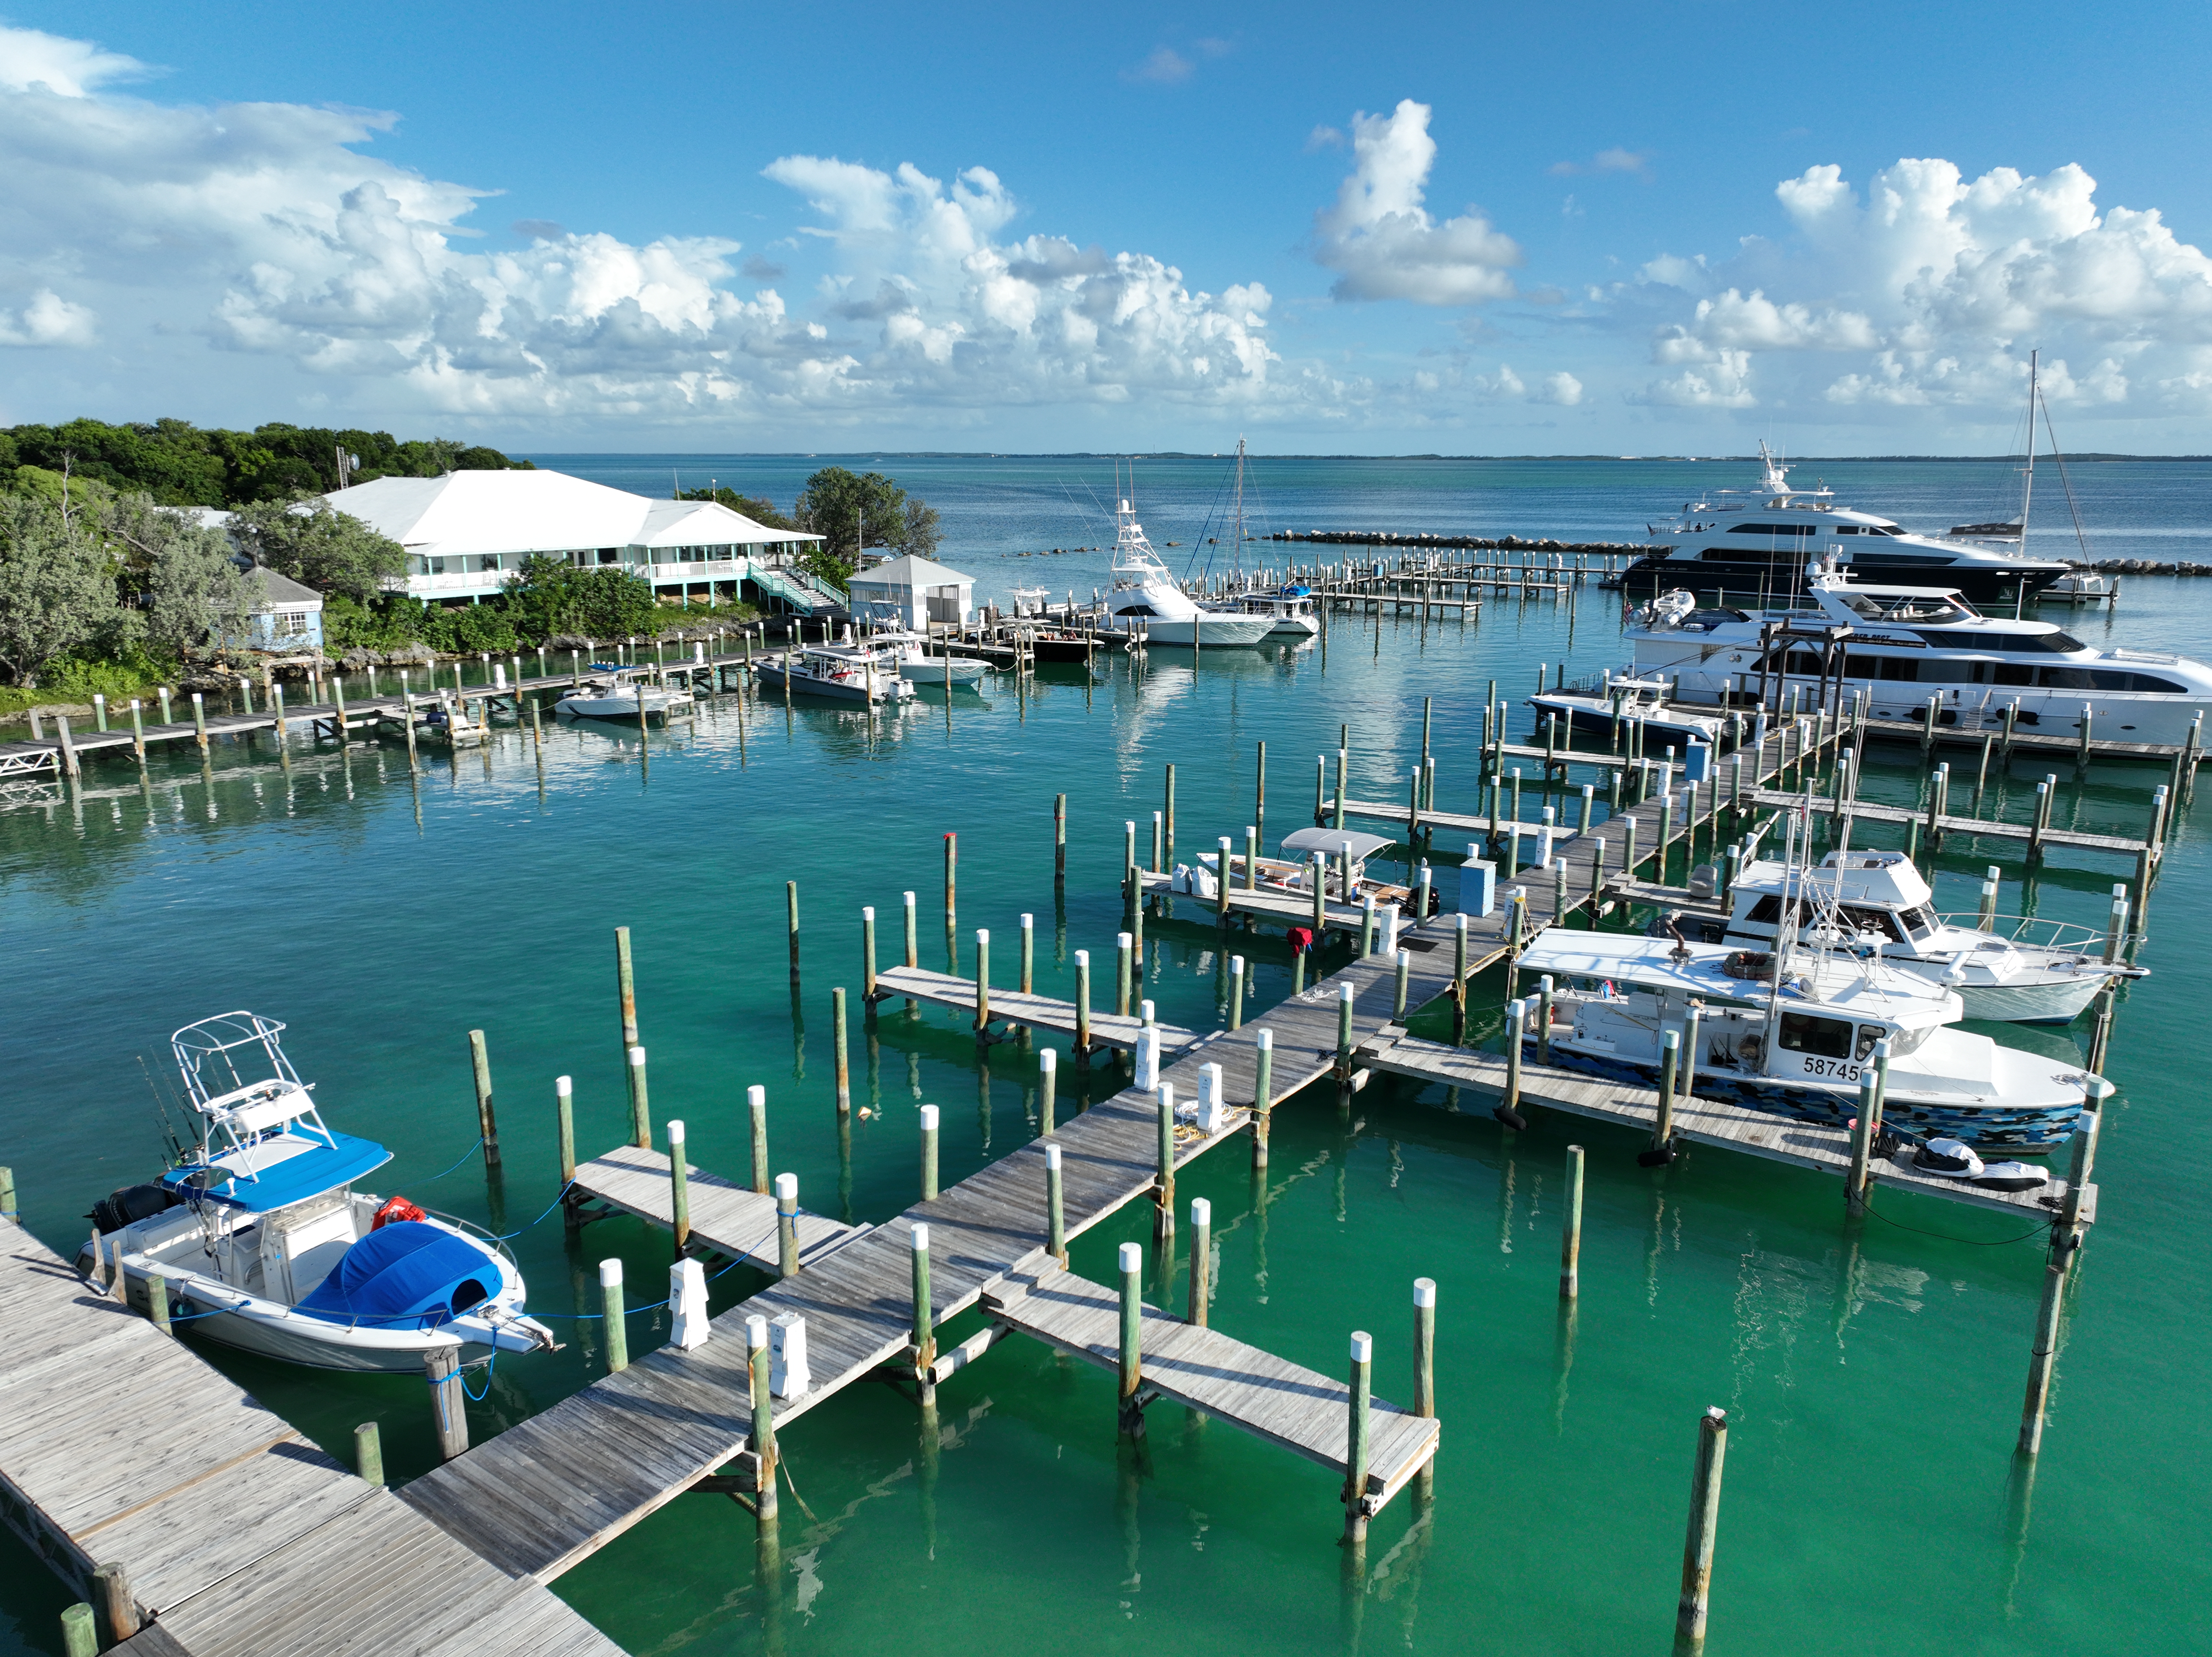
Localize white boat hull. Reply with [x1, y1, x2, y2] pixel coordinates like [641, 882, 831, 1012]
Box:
[556, 690, 687, 720]
[1115, 614, 1277, 647]
[1941, 971, 2109, 1026]
[755, 663, 912, 703]
[898, 656, 990, 685]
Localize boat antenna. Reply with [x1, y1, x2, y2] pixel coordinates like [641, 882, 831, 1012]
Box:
[2039, 384, 2094, 564]
[2018, 348, 2039, 564]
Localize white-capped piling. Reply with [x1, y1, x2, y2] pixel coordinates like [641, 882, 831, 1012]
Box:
[911, 1224, 935, 1400]
[600, 1260, 627, 1371]
[1343, 1331, 1373, 1542]
[919, 1105, 939, 1201]
[1188, 1198, 1212, 1326]
[1038, 1047, 1057, 1136]
[1044, 1145, 1066, 1264]
[775, 1173, 800, 1277]
[1118, 1241, 1145, 1436]
[667, 1119, 691, 1254]
[425, 1345, 468, 1461]
[1561, 1145, 1584, 1298]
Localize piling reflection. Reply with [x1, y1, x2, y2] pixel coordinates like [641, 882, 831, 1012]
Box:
[1552, 1298, 1578, 1432]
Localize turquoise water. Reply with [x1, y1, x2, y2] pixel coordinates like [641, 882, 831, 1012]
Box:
[0, 459, 2205, 1655]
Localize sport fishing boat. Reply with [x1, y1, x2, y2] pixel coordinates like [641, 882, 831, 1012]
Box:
[1232, 584, 1322, 638]
[1102, 497, 1275, 648]
[1676, 849, 2145, 1025]
[555, 666, 693, 723]
[1620, 443, 2067, 607]
[1517, 930, 2092, 1152]
[1626, 568, 2212, 745]
[79, 1013, 558, 1372]
[754, 642, 917, 704]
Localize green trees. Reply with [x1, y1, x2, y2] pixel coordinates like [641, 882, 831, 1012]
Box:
[0, 494, 127, 686]
[230, 497, 407, 604]
[500, 555, 662, 640]
[0, 418, 532, 507]
[793, 467, 943, 579]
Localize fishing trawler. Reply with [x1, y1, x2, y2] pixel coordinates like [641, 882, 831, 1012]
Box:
[79, 1013, 559, 1372]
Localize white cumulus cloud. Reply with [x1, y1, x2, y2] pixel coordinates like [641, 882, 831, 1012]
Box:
[0, 25, 147, 97]
[0, 288, 97, 347]
[1313, 99, 1520, 305]
[1630, 156, 2212, 415]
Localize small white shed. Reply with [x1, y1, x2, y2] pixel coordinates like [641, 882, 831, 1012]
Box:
[847, 555, 975, 630]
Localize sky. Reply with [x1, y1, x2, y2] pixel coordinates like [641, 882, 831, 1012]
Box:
[2, 0, 2211, 455]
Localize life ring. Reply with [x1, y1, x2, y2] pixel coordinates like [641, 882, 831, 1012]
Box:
[373, 1195, 426, 1230]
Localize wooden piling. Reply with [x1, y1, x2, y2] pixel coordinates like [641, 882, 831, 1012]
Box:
[628, 1045, 651, 1148]
[129, 699, 145, 762]
[1344, 1332, 1373, 1542]
[1229, 955, 1245, 1030]
[775, 1173, 800, 1277]
[1253, 1029, 1274, 1170]
[910, 1223, 936, 1399]
[1075, 949, 1092, 1057]
[1451, 913, 1469, 1044]
[861, 906, 878, 1002]
[1155, 1083, 1176, 1237]
[1333, 746, 1348, 830]
[1561, 1146, 1584, 1298]
[1653, 1027, 1679, 1151]
[466, 1029, 501, 1169]
[1117, 1241, 1145, 1437]
[1335, 980, 1356, 1080]
[1165, 762, 1177, 865]
[1255, 740, 1267, 832]
[146, 1271, 171, 1335]
[974, 929, 992, 1033]
[786, 881, 801, 982]
[1045, 1143, 1066, 1263]
[1845, 1069, 1878, 1216]
[354, 1421, 384, 1487]
[1498, 998, 1526, 1129]
[425, 1345, 468, 1461]
[1188, 1197, 1212, 1327]
[94, 1562, 138, 1644]
[912, 1101, 941, 1204]
[944, 831, 958, 932]
[2020, 1107, 2102, 1455]
[59, 1603, 95, 1657]
[1245, 824, 1260, 892]
[190, 692, 208, 752]
[1677, 1408, 1729, 1641]
[749, 1315, 780, 1517]
[600, 1258, 628, 1372]
[615, 925, 640, 1115]
[1412, 1278, 1436, 1418]
[1054, 793, 1067, 886]
[1020, 912, 1034, 995]
[1315, 753, 1326, 825]
[667, 1120, 692, 1254]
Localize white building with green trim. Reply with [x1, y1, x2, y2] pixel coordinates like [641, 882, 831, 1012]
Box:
[323, 470, 842, 614]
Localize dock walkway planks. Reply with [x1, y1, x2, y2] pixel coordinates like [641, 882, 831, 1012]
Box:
[398, 917, 1478, 1583]
[572, 1144, 864, 1269]
[985, 1264, 1437, 1507]
[0, 1218, 624, 1657]
[1744, 787, 2156, 857]
[1360, 1031, 2096, 1224]
[873, 964, 1200, 1053]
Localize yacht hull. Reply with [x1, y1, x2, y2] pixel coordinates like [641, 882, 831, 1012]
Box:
[896, 656, 990, 685]
[1537, 1038, 2080, 1151]
[1623, 554, 2065, 607]
[1116, 616, 1277, 647]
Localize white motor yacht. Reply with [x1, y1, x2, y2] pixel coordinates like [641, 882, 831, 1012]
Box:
[1621, 443, 2068, 608]
[1519, 931, 2093, 1153]
[855, 624, 992, 686]
[1677, 849, 2142, 1025]
[1102, 498, 1275, 648]
[1233, 584, 1322, 638]
[1628, 567, 2212, 746]
[78, 1014, 558, 1372]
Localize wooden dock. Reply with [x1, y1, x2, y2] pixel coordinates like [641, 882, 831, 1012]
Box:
[985, 1262, 1438, 1508]
[872, 963, 1202, 1053]
[572, 1145, 864, 1269]
[397, 921, 1474, 1581]
[1744, 787, 2158, 860]
[0, 1218, 625, 1655]
[1358, 1031, 2099, 1225]
[1132, 871, 1376, 938]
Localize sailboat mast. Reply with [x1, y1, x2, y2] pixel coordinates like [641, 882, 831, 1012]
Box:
[2018, 348, 2039, 563]
[1230, 437, 1246, 581]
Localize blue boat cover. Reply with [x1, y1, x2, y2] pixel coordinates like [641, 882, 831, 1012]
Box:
[295, 1221, 503, 1327]
[162, 1129, 392, 1213]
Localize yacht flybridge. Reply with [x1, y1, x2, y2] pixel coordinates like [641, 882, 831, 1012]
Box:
[1103, 497, 1275, 647]
[79, 1014, 558, 1372]
[1628, 567, 2212, 746]
[1622, 443, 2068, 607]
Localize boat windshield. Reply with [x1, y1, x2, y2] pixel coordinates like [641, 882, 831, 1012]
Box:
[1836, 591, 1979, 625]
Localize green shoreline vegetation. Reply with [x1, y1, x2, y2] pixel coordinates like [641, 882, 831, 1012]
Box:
[0, 418, 941, 723]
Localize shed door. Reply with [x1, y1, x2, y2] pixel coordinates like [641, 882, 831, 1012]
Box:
[925, 585, 963, 623]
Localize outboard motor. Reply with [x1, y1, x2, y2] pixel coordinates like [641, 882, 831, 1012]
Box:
[89, 1183, 182, 1234]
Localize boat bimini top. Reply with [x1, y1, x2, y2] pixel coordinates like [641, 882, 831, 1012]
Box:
[1517, 931, 1960, 1032]
[163, 1012, 390, 1213]
[1279, 827, 1395, 870]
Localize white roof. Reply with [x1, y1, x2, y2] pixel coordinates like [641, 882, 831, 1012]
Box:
[320, 471, 819, 557]
[1519, 930, 1956, 1022]
[1280, 827, 1395, 862]
[847, 554, 974, 589]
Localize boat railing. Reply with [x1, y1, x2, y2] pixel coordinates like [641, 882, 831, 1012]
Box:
[1936, 913, 2107, 954]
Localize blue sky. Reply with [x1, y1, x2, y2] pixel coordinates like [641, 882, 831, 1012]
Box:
[3, 1, 2209, 453]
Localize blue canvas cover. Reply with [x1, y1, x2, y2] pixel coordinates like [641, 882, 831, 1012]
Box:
[295, 1221, 502, 1327]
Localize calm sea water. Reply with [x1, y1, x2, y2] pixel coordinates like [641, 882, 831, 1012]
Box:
[1, 458, 2206, 1656]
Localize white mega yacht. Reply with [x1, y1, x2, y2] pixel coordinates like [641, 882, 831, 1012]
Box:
[1627, 568, 2212, 746]
[1102, 498, 1275, 647]
[1621, 444, 2069, 607]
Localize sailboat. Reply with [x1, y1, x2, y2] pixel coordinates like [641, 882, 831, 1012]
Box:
[1215, 439, 1319, 638]
[1948, 348, 2104, 604]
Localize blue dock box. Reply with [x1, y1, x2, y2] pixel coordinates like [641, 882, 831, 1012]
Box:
[1685, 739, 1712, 782]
